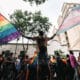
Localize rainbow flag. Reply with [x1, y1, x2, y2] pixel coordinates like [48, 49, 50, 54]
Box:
[57, 6, 80, 34]
[0, 13, 20, 44]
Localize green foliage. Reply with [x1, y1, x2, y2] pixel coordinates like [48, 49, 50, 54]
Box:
[10, 10, 32, 35]
[23, 0, 47, 5]
[31, 11, 51, 34]
[10, 10, 51, 36]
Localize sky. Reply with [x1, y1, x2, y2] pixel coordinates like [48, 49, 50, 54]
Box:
[0, 0, 79, 26]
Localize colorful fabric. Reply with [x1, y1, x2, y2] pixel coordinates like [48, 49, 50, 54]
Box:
[0, 13, 20, 44]
[57, 6, 80, 34]
[69, 54, 78, 68]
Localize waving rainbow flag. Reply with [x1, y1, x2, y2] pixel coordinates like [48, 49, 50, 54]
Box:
[57, 6, 80, 34]
[0, 13, 20, 44]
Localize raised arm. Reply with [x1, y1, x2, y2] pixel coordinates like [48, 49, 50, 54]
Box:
[47, 33, 56, 41]
[22, 35, 37, 41]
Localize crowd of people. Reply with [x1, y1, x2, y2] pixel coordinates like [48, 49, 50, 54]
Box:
[0, 50, 80, 80]
[0, 31, 80, 80]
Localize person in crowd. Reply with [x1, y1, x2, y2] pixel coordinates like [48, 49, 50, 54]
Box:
[2, 51, 16, 80]
[78, 52, 80, 78]
[15, 56, 21, 73]
[22, 30, 56, 62]
[49, 56, 57, 80]
[66, 54, 74, 80]
[78, 52, 80, 63]
[23, 55, 30, 80]
[0, 54, 4, 80]
[15, 56, 21, 80]
[28, 58, 37, 80]
[16, 54, 29, 80]
[55, 52, 66, 80]
[22, 30, 56, 80]
[69, 50, 79, 80]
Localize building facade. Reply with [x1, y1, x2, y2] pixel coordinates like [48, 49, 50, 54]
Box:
[0, 43, 36, 57]
[58, 3, 80, 51]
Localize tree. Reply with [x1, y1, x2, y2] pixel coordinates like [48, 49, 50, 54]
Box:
[23, 0, 47, 5]
[10, 10, 51, 36]
[10, 10, 51, 52]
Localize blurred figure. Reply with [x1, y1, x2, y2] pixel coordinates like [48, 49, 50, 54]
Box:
[66, 54, 74, 80]
[15, 56, 21, 73]
[78, 52, 80, 64]
[78, 52, 80, 78]
[49, 56, 57, 80]
[0, 54, 4, 80]
[55, 52, 66, 80]
[2, 51, 16, 80]
[22, 31, 56, 80]
[69, 50, 79, 80]
[18, 54, 29, 80]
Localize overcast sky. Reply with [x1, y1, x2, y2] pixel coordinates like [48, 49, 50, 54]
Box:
[0, 0, 79, 26]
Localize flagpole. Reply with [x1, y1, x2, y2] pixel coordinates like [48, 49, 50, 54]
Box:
[15, 38, 19, 54]
[65, 32, 70, 50]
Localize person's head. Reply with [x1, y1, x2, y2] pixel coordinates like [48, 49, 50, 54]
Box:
[38, 30, 44, 36]
[25, 55, 29, 59]
[69, 50, 73, 55]
[52, 56, 55, 59]
[2, 51, 5, 56]
[66, 54, 69, 58]
[55, 51, 60, 57]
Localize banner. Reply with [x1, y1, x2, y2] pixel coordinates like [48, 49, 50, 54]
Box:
[57, 6, 80, 34]
[0, 13, 20, 44]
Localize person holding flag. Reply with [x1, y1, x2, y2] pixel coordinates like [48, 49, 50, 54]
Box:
[22, 30, 56, 80]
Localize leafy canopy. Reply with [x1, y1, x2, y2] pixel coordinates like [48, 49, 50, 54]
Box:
[10, 10, 52, 36]
[23, 0, 47, 5]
